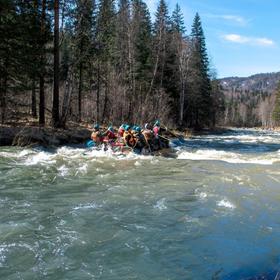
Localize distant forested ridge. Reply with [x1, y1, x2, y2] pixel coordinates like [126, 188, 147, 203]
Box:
[0, 0, 224, 129]
[219, 72, 280, 127]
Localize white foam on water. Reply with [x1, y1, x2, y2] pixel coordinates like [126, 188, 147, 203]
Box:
[134, 161, 142, 166]
[72, 202, 99, 211]
[135, 224, 147, 230]
[25, 151, 56, 166]
[18, 149, 33, 157]
[58, 165, 69, 177]
[198, 192, 208, 200]
[217, 199, 236, 209]
[177, 149, 280, 165]
[56, 146, 84, 157]
[153, 198, 167, 210]
[77, 163, 88, 174]
[180, 215, 200, 224]
[150, 159, 159, 165]
[194, 131, 280, 145]
[0, 247, 7, 266]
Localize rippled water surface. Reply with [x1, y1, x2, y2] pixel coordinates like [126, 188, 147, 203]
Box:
[1, 129, 280, 279]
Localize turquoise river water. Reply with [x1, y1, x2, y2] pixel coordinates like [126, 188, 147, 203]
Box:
[1, 129, 280, 279]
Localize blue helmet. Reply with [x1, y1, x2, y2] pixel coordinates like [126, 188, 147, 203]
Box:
[125, 125, 131, 131]
[135, 126, 141, 132]
[93, 123, 100, 130]
[108, 126, 114, 132]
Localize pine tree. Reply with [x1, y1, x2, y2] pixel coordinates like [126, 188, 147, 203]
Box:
[115, 0, 130, 78]
[96, 0, 116, 122]
[149, 0, 170, 93]
[74, 0, 95, 121]
[171, 3, 186, 34]
[170, 3, 188, 126]
[0, 0, 16, 123]
[132, 0, 152, 84]
[188, 13, 212, 128]
[273, 82, 280, 124]
[114, 0, 131, 120]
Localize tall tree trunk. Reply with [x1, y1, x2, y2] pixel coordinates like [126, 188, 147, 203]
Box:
[31, 79, 37, 117]
[102, 80, 108, 123]
[60, 72, 73, 128]
[52, 0, 60, 127]
[39, 0, 46, 126]
[78, 61, 83, 122]
[1, 59, 8, 124]
[1, 74, 8, 124]
[96, 61, 100, 123]
[179, 80, 185, 127]
[39, 75, 45, 125]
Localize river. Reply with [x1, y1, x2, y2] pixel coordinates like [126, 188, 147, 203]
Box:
[1, 129, 280, 279]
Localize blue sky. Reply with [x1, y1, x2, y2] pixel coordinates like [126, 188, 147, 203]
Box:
[146, 0, 280, 78]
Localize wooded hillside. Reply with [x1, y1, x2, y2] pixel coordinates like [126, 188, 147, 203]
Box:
[220, 72, 280, 127]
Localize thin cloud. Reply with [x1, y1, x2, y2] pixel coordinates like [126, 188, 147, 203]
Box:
[206, 14, 248, 25]
[222, 34, 275, 47]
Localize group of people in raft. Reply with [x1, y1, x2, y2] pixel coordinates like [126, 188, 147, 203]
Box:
[90, 120, 169, 153]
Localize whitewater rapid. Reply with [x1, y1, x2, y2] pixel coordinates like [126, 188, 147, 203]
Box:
[2, 128, 280, 168]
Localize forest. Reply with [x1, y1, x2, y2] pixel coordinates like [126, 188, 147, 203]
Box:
[0, 0, 227, 130]
[220, 73, 280, 128]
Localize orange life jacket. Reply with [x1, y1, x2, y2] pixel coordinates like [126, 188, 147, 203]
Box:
[91, 131, 103, 143]
[142, 129, 152, 141]
[123, 131, 136, 147]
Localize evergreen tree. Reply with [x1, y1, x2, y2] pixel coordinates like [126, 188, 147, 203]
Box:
[169, 3, 188, 125]
[115, 0, 130, 79]
[188, 13, 212, 128]
[114, 0, 131, 120]
[149, 0, 170, 93]
[131, 0, 152, 88]
[0, 0, 16, 123]
[74, 0, 95, 121]
[273, 82, 280, 124]
[171, 3, 186, 34]
[96, 0, 116, 122]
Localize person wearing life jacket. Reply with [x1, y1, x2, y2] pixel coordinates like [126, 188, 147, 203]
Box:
[142, 123, 153, 151]
[103, 126, 117, 146]
[152, 119, 169, 150]
[123, 125, 136, 148]
[106, 126, 117, 141]
[118, 124, 125, 138]
[153, 120, 161, 138]
[133, 126, 145, 153]
[91, 124, 104, 144]
[142, 123, 152, 140]
[152, 120, 161, 150]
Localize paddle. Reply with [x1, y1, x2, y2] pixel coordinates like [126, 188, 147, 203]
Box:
[162, 124, 185, 143]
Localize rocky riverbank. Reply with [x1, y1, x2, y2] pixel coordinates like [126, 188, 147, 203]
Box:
[0, 125, 91, 147]
[0, 124, 189, 147]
